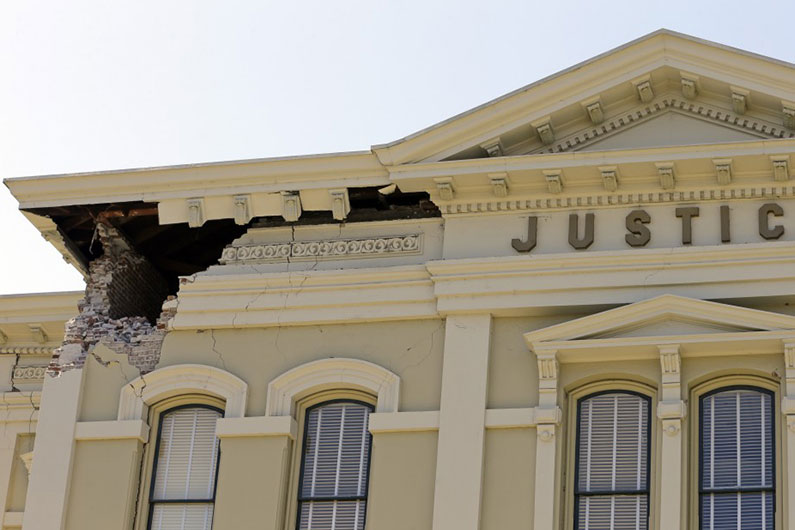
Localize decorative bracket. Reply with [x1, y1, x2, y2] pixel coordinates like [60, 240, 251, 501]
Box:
[581, 97, 604, 125]
[731, 87, 749, 115]
[658, 344, 685, 436]
[543, 170, 563, 194]
[680, 73, 699, 99]
[632, 75, 654, 103]
[536, 349, 559, 410]
[783, 101, 795, 130]
[329, 189, 351, 221]
[281, 192, 302, 222]
[233, 195, 251, 226]
[656, 162, 676, 190]
[489, 173, 509, 198]
[713, 159, 733, 185]
[480, 138, 504, 157]
[186, 198, 205, 228]
[599, 166, 619, 192]
[771, 156, 790, 182]
[435, 178, 455, 201]
[532, 119, 555, 145]
[0, 328, 6, 345]
[28, 325, 47, 344]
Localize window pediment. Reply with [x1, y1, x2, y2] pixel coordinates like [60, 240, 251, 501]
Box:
[524, 294, 795, 362]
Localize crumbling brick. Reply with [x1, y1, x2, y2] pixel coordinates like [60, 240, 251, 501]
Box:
[50, 223, 175, 376]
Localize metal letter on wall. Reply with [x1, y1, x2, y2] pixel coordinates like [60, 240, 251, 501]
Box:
[758, 203, 784, 240]
[568, 213, 594, 250]
[512, 217, 538, 253]
[625, 210, 651, 247]
[720, 205, 731, 243]
[675, 207, 699, 245]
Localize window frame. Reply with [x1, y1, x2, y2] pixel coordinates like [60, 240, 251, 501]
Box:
[689, 374, 782, 530]
[146, 403, 223, 530]
[295, 398, 375, 530]
[134, 394, 225, 530]
[697, 384, 776, 530]
[564, 379, 658, 530]
[284, 389, 377, 530]
[572, 389, 653, 530]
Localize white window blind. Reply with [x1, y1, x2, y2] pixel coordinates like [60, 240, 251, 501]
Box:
[297, 401, 373, 530]
[700, 388, 774, 530]
[575, 392, 650, 530]
[149, 406, 222, 530]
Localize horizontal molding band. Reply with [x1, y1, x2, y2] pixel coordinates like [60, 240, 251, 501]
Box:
[215, 415, 297, 440]
[74, 420, 149, 442]
[169, 242, 795, 329]
[368, 408, 555, 433]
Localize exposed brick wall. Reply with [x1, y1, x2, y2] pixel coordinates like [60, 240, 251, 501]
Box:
[50, 223, 175, 376]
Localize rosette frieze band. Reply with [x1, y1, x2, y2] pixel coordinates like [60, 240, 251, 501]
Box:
[220, 234, 422, 264]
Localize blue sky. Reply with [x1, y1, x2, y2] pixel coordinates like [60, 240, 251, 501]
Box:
[0, 0, 791, 294]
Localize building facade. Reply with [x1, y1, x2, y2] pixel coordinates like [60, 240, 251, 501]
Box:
[2, 29, 795, 529]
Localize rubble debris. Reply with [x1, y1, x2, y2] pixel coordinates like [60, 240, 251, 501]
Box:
[50, 223, 175, 376]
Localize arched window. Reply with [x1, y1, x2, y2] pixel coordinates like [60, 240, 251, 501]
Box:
[699, 387, 774, 529]
[296, 400, 373, 530]
[574, 391, 651, 530]
[148, 405, 222, 530]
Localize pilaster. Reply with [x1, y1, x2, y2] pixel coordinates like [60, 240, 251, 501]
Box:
[657, 344, 685, 530]
[431, 314, 491, 530]
[22, 369, 85, 530]
[533, 349, 561, 530]
[783, 342, 795, 530]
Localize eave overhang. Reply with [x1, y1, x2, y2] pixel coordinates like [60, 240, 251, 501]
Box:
[5, 151, 387, 210]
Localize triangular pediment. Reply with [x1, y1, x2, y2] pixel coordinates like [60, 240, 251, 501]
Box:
[524, 295, 795, 347]
[560, 108, 768, 153]
[373, 30, 795, 166]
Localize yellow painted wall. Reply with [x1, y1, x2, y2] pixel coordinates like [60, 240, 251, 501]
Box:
[213, 436, 291, 530]
[480, 428, 536, 530]
[65, 439, 141, 530]
[366, 431, 438, 530]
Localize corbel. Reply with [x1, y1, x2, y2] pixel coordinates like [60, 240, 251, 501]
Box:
[782, 101, 795, 130]
[657, 344, 685, 436]
[535, 348, 560, 442]
[28, 325, 47, 345]
[784, 342, 795, 398]
[771, 156, 791, 182]
[233, 195, 251, 226]
[0, 328, 6, 345]
[434, 178, 455, 201]
[581, 96, 604, 125]
[730, 86, 749, 115]
[480, 138, 504, 157]
[783, 342, 795, 431]
[329, 188, 351, 221]
[680, 73, 699, 99]
[542, 170, 564, 194]
[632, 75, 654, 103]
[535, 349, 559, 409]
[280, 192, 302, 222]
[186, 198, 205, 228]
[599, 166, 619, 192]
[713, 159, 733, 185]
[532, 118, 555, 145]
[488, 173, 509, 198]
[19, 452, 33, 477]
[655, 162, 676, 190]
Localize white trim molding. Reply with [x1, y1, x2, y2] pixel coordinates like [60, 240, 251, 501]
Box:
[118, 364, 248, 421]
[215, 416, 297, 439]
[74, 420, 149, 443]
[265, 357, 400, 416]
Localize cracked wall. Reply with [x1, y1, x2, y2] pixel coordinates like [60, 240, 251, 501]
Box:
[50, 223, 176, 376]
